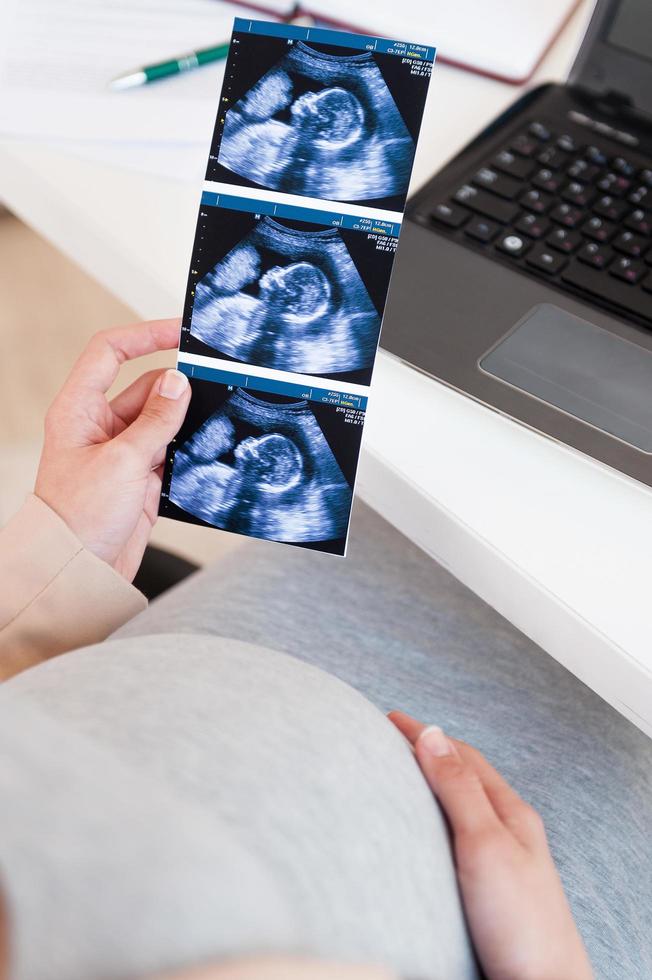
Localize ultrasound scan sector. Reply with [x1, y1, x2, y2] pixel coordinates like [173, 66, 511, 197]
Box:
[190, 217, 382, 376]
[217, 42, 415, 203]
[168, 388, 352, 545]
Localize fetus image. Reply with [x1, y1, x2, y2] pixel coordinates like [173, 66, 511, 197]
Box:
[168, 387, 353, 549]
[217, 41, 416, 204]
[188, 217, 383, 379]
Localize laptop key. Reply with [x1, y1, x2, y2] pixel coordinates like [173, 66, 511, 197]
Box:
[562, 262, 652, 320]
[472, 168, 521, 199]
[628, 186, 649, 207]
[593, 196, 629, 221]
[510, 134, 539, 157]
[625, 209, 652, 235]
[612, 156, 635, 177]
[642, 274, 652, 293]
[613, 231, 647, 257]
[586, 145, 608, 166]
[519, 188, 552, 213]
[550, 203, 584, 228]
[496, 233, 530, 258]
[537, 146, 569, 170]
[430, 202, 470, 228]
[610, 257, 645, 284]
[465, 217, 499, 243]
[453, 185, 519, 223]
[493, 150, 535, 179]
[578, 242, 613, 270]
[547, 228, 582, 253]
[528, 121, 552, 142]
[515, 213, 550, 239]
[557, 134, 578, 153]
[561, 181, 596, 207]
[582, 216, 615, 242]
[639, 169, 652, 187]
[531, 168, 564, 193]
[567, 160, 600, 183]
[526, 246, 566, 274]
[597, 172, 631, 196]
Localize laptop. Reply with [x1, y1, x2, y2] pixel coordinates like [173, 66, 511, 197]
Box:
[380, 0, 652, 488]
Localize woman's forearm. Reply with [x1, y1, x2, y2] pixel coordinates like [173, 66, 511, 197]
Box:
[0, 321, 194, 682]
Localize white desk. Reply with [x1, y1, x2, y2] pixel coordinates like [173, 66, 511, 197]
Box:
[2, 0, 651, 737]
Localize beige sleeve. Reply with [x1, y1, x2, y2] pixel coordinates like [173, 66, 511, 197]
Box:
[0, 495, 147, 679]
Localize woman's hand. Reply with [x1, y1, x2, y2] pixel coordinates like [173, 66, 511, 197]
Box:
[35, 320, 191, 582]
[389, 711, 593, 980]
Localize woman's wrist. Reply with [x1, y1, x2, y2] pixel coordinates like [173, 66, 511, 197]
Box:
[0, 496, 146, 678]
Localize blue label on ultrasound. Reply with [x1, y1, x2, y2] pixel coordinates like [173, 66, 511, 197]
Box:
[161, 18, 435, 555]
[232, 18, 435, 62]
[177, 361, 368, 411]
[199, 193, 402, 238]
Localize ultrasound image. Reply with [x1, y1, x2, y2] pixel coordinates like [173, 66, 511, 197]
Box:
[190, 217, 382, 377]
[217, 42, 415, 203]
[168, 388, 353, 546]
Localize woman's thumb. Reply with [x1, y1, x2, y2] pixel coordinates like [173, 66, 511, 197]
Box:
[118, 369, 190, 463]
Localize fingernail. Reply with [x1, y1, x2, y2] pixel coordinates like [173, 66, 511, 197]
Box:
[159, 369, 188, 400]
[419, 725, 453, 758]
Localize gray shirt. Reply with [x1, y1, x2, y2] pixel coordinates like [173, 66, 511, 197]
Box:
[0, 636, 476, 980]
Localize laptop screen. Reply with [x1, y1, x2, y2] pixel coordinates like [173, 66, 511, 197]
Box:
[608, 0, 652, 64]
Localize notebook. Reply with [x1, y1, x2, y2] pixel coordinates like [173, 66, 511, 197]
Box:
[233, 0, 584, 83]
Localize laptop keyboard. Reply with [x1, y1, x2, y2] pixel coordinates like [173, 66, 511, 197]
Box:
[426, 119, 652, 325]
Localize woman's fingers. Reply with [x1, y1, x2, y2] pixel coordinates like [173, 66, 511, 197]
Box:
[451, 740, 544, 849]
[109, 369, 167, 431]
[389, 711, 538, 846]
[387, 709, 426, 744]
[414, 726, 504, 839]
[116, 369, 190, 466]
[143, 468, 163, 525]
[62, 319, 181, 398]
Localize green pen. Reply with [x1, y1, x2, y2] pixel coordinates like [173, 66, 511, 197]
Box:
[109, 41, 231, 90]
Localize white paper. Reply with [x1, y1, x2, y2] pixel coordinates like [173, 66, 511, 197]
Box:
[45, 139, 210, 182]
[0, 0, 265, 143]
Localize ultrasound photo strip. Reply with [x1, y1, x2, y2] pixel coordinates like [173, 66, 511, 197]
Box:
[219, 43, 413, 204]
[185, 213, 393, 382]
[161, 379, 364, 555]
[207, 19, 435, 211]
[161, 20, 435, 553]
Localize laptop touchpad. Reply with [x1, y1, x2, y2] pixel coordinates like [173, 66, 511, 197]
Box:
[480, 303, 652, 453]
